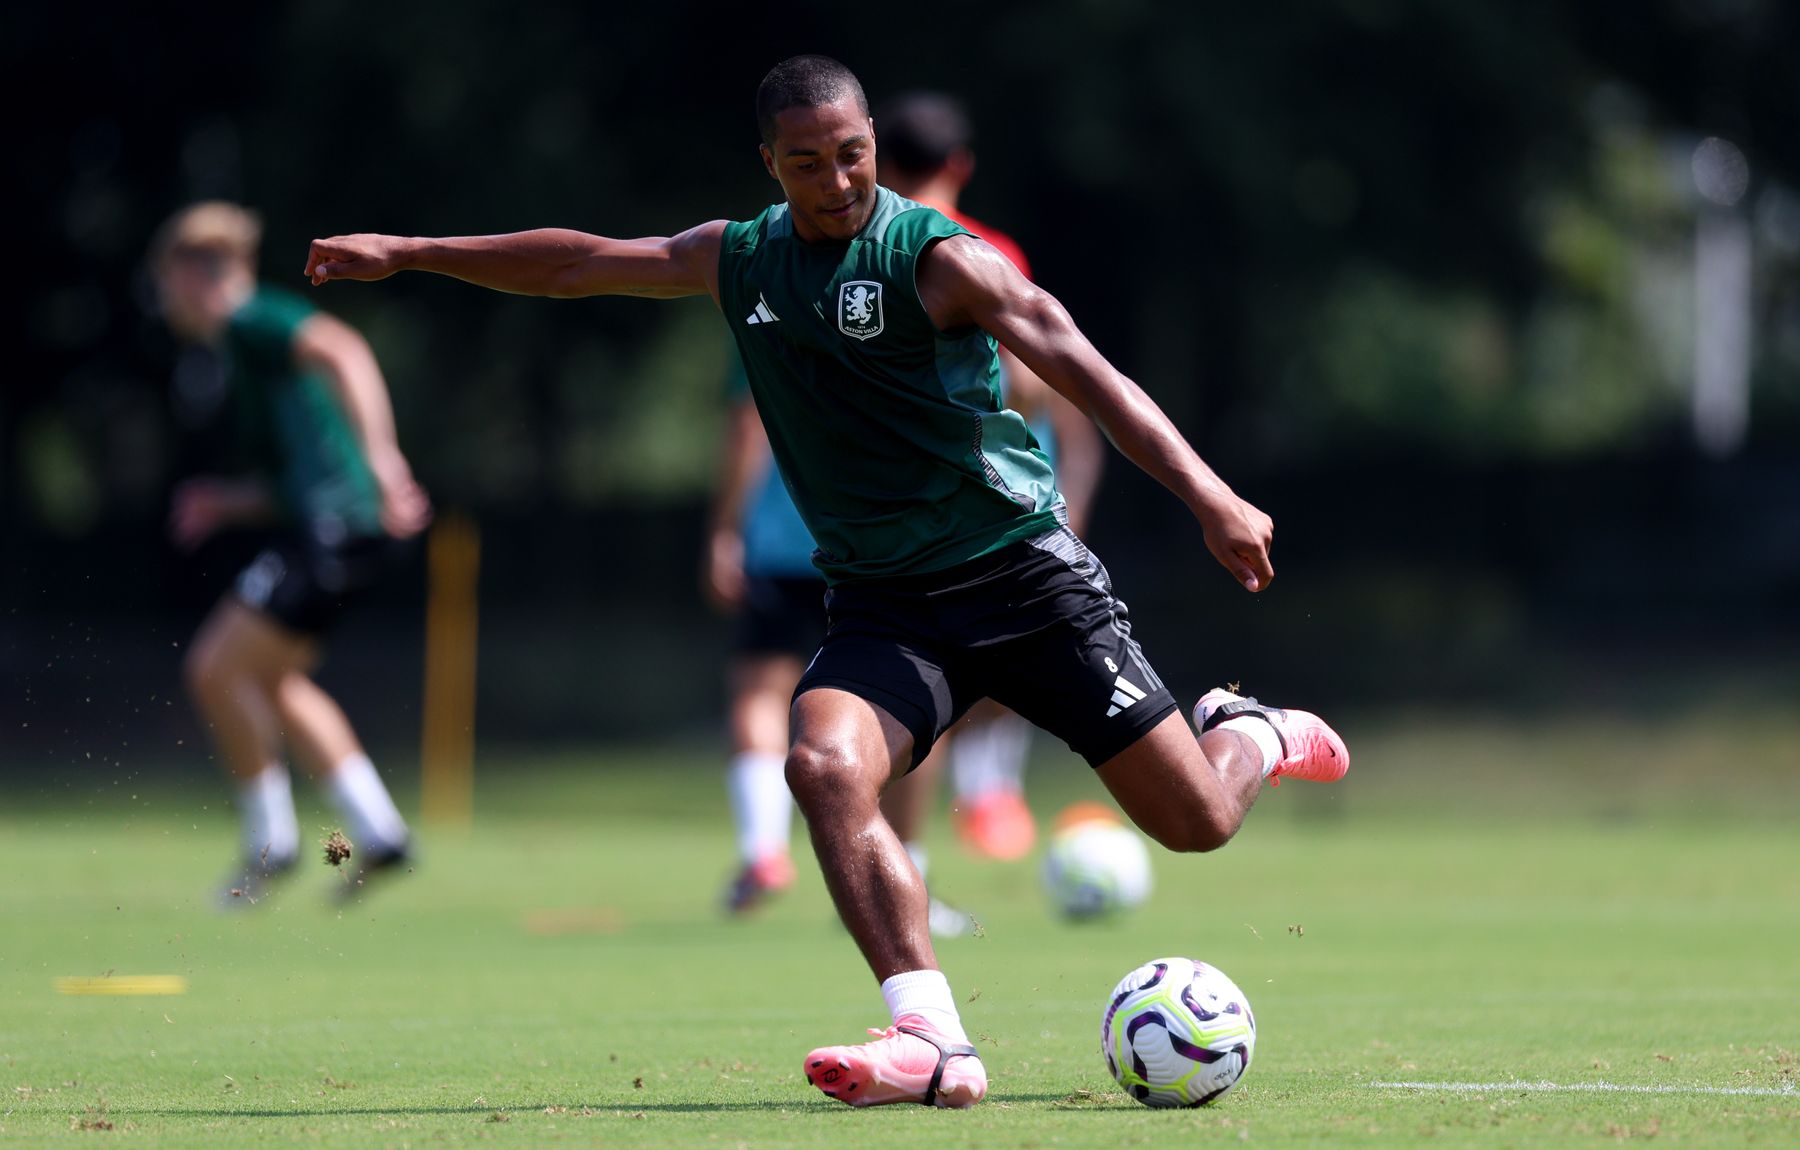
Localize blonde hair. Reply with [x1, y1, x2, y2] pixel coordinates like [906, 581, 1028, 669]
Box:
[151, 201, 263, 270]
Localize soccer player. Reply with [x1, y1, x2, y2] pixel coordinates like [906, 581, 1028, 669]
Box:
[707, 91, 1096, 919]
[305, 55, 1348, 1108]
[152, 202, 429, 905]
[872, 90, 1104, 866]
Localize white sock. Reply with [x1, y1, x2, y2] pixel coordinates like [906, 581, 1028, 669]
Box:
[950, 712, 1032, 800]
[325, 753, 410, 853]
[904, 841, 929, 881]
[1217, 716, 1283, 778]
[726, 751, 792, 863]
[881, 969, 968, 1043]
[236, 765, 299, 862]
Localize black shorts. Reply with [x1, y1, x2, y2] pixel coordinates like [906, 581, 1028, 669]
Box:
[797, 527, 1178, 769]
[733, 574, 829, 659]
[230, 527, 398, 636]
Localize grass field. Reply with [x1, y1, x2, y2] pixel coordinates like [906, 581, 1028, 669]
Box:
[3, 709, 1798, 1147]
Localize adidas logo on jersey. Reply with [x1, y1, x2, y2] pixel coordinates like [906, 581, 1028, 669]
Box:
[746, 294, 780, 325]
[1105, 673, 1147, 717]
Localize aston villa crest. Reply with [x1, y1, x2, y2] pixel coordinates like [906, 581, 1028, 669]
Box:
[837, 280, 884, 341]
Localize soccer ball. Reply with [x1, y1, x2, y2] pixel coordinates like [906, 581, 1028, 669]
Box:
[1101, 956, 1256, 1107]
[1041, 803, 1152, 919]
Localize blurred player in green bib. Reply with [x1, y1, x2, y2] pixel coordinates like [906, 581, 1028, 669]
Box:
[701, 355, 819, 913]
[153, 202, 429, 905]
[306, 55, 1348, 1108]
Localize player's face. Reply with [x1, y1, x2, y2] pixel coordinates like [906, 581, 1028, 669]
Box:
[760, 97, 877, 244]
[157, 249, 249, 342]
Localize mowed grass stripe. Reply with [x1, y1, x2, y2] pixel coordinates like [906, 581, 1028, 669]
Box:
[1372, 1079, 1799, 1097]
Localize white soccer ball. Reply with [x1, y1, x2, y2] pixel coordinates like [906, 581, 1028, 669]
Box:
[1041, 805, 1152, 919]
[1101, 956, 1256, 1107]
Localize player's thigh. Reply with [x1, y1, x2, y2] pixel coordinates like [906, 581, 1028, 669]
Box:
[188, 596, 318, 690]
[787, 686, 917, 799]
[974, 587, 1176, 771]
[1092, 710, 1233, 851]
[727, 651, 808, 755]
[796, 589, 964, 771]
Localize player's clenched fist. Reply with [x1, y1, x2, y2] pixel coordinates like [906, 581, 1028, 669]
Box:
[306, 234, 412, 285]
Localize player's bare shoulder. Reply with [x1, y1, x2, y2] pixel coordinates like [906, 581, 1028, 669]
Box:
[670, 219, 730, 260]
[916, 232, 1027, 330]
[669, 219, 731, 298]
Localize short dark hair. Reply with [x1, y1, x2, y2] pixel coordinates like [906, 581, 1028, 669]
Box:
[755, 55, 869, 146]
[874, 92, 972, 178]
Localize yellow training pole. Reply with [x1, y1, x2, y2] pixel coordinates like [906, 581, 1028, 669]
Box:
[419, 510, 480, 829]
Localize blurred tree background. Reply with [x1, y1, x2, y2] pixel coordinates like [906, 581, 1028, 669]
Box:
[6, 0, 1798, 760]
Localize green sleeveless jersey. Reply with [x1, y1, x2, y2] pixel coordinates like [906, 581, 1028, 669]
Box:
[719, 187, 1063, 584]
[225, 288, 382, 537]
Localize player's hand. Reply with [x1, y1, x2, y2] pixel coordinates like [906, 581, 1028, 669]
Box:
[305, 234, 412, 285]
[1197, 493, 1275, 592]
[369, 448, 433, 538]
[702, 529, 747, 612]
[168, 478, 257, 552]
[169, 479, 224, 551]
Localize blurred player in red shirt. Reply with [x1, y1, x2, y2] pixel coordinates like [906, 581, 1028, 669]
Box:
[875, 92, 1104, 873]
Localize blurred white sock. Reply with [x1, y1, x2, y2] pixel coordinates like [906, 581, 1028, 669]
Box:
[950, 712, 1031, 799]
[237, 764, 298, 862]
[325, 753, 409, 852]
[727, 750, 792, 862]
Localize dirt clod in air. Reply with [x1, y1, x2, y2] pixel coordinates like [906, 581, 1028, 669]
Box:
[322, 830, 353, 867]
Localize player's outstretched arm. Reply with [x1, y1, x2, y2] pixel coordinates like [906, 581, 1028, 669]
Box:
[304, 222, 728, 301]
[917, 235, 1274, 592]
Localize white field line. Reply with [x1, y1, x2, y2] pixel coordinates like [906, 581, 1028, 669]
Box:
[1372, 1079, 1796, 1098]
